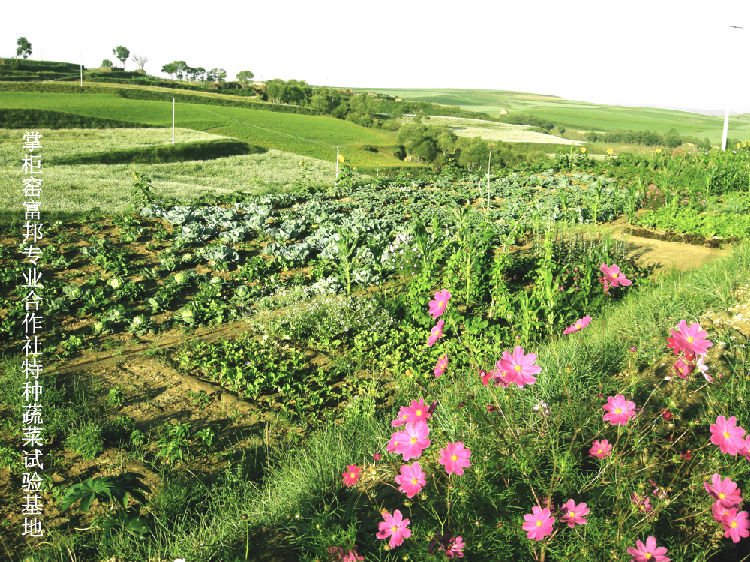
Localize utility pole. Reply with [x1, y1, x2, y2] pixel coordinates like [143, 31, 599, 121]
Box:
[723, 25, 744, 150]
[486, 150, 492, 208]
[172, 98, 175, 145]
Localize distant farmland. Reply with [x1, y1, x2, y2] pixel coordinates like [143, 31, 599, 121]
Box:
[363, 87, 750, 143]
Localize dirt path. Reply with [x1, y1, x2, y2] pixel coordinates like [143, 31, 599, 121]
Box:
[598, 217, 727, 273]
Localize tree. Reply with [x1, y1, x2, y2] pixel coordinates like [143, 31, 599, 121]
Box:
[174, 61, 188, 80]
[236, 70, 254, 85]
[131, 54, 148, 72]
[188, 66, 205, 82]
[16, 37, 32, 59]
[161, 61, 178, 78]
[100, 59, 114, 69]
[112, 46, 130, 68]
[208, 68, 227, 83]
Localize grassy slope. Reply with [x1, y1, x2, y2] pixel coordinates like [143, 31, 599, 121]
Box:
[0, 91, 408, 167]
[365, 88, 750, 143]
[0, 128, 338, 217]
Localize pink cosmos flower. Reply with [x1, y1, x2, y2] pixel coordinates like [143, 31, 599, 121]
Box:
[560, 499, 589, 528]
[434, 354, 448, 378]
[479, 369, 491, 386]
[427, 319, 444, 347]
[428, 289, 452, 320]
[522, 506, 554, 541]
[740, 436, 750, 461]
[496, 346, 541, 388]
[673, 357, 694, 380]
[563, 315, 592, 335]
[327, 546, 364, 562]
[392, 398, 433, 427]
[395, 461, 426, 498]
[602, 394, 637, 426]
[631, 493, 653, 514]
[446, 536, 465, 558]
[710, 415, 747, 455]
[439, 442, 472, 475]
[376, 509, 411, 548]
[391, 420, 431, 461]
[672, 320, 712, 356]
[626, 536, 670, 562]
[696, 356, 711, 382]
[599, 263, 632, 288]
[705, 474, 743, 508]
[342, 464, 361, 487]
[721, 509, 750, 543]
[590, 439, 612, 459]
[713, 502, 732, 522]
[489, 361, 517, 388]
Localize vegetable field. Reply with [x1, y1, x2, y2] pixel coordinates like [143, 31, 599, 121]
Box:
[1, 102, 750, 562]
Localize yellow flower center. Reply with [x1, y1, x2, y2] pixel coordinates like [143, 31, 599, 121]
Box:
[393, 441, 399, 446]
[392, 525, 398, 532]
[615, 408, 622, 414]
[415, 410, 422, 417]
[569, 511, 575, 517]
[411, 478, 418, 485]
[575, 323, 581, 329]
[645, 555, 652, 560]
[536, 520, 542, 527]
[724, 431, 731, 439]
[451, 454, 458, 461]
[731, 521, 738, 528]
[402, 415, 408, 419]
[410, 437, 417, 444]
[350, 473, 356, 478]
[438, 300, 444, 307]
[514, 365, 522, 372]
[597, 449, 603, 454]
[719, 493, 726, 499]
[687, 336, 694, 343]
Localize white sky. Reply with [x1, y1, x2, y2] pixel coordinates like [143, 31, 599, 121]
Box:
[5, 0, 750, 112]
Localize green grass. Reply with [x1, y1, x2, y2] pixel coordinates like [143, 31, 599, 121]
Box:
[365, 88, 750, 144]
[0, 127, 339, 217]
[0, 91, 410, 167]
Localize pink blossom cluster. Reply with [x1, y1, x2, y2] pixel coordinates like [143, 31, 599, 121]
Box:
[666, 320, 713, 382]
[704, 473, 750, 543]
[427, 289, 451, 347]
[521, 500, 589, 541]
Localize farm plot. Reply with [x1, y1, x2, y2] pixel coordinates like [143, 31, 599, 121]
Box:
[2, 146, 750, 562]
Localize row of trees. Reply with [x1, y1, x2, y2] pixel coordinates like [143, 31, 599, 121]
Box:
[585, 128, 684, 147]
[160, 60, 253, 85]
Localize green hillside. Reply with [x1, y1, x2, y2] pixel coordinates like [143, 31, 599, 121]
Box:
[0, 90, 407, 167]
[363, 88, 750, 144]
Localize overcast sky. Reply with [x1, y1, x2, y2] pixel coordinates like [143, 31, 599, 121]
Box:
[6, 0, 750, 112]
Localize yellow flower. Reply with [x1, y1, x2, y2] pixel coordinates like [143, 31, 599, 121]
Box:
[737, 143, 742, 149]
[606, 148, 614, 155]
[655, 148, 662, 153]
[579, 147, 586, 154]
